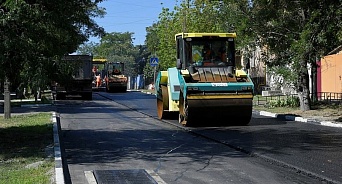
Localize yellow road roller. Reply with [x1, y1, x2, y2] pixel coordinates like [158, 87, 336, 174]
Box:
[155, 33, 254, 126]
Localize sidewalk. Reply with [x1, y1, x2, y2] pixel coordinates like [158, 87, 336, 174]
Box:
[253, 110, 342, 128]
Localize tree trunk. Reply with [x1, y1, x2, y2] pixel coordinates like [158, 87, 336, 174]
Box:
[34, 91, 37, 102]
[297, 60, 311, 111]
[4, 78, 11, 119]
[311, 61, 318, 102]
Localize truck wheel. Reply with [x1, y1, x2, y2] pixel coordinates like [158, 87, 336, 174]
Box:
[56, 93, 65, 100]
[106, 86, 112, 93]
[83, 93, 92, 100]
[121, 87, 127, 92]
[157, 86, 170, 119]
[240, 117, 251, 126]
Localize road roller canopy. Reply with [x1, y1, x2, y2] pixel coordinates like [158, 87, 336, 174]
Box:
[175, 32, 236, 39]
[175, 33, 237, 70]
[92, 58, 107, 64]
[105, 61, 125, 75]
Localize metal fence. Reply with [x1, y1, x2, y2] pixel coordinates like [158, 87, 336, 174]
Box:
[253, 94, 296, 106]
[253, 92, 342, 106]
[316, 92, 342, 102]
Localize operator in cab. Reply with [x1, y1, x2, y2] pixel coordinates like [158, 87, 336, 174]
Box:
[202, 44, 214, 61]
[112, 66, 121, 75]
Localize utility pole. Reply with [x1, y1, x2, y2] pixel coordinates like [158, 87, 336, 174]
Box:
[4, 78, 11, 119]
[182, 0, 190, 33]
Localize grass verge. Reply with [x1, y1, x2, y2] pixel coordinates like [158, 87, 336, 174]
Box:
[0, 113, 54, 184]
[253, 106, 300, 113]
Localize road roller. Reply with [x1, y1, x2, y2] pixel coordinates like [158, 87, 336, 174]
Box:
[155, 33, 254, 126]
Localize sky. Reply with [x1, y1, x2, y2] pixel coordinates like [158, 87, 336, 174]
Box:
[89, 0, 180, 45]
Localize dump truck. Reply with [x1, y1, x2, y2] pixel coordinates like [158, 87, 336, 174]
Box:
[53, 55, 93, 100]
[155, 33, 254, 126]
[105, 61, 128, 92]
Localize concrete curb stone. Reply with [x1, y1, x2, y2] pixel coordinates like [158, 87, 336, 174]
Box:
[255, 110, 342, 128]
[52, 112, 65, 184]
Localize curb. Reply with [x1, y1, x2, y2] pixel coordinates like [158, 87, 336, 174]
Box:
[139, 90, 156, 96]
[52, 112, 65, 184]
[256, 110, 342, 128]
[21, 104, 52, 107]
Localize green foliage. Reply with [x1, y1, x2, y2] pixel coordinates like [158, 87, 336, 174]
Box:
[267, 96, 300, 108]
[146, 0, 238, 72]
[77, 41, 100, 55]
[143, 64, 156, 83]
[98, 32, 137, 77]
[0, 0, 105, 92]
[233, 0, 342, 110]
[77, 32, 142, 77]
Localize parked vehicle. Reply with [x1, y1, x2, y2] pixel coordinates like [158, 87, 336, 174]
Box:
[52, 55, 93, 100]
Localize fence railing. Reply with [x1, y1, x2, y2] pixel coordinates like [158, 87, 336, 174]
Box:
[316, 92, 342, 102]
[253, 92, 342, 106]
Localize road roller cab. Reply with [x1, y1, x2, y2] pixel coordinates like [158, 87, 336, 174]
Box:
[155, 33, 254, 126]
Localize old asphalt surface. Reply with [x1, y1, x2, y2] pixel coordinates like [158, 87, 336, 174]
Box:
[1, 92, 341, 183]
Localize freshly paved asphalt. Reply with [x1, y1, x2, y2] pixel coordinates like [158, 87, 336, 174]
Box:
[0, 91, 342, 183]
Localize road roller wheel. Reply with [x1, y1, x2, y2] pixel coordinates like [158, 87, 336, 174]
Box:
[157, 85, 169, 119]
[238, 113, 252, 126]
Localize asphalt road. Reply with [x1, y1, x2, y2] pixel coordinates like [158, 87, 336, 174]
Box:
[56, 91, 342, 184]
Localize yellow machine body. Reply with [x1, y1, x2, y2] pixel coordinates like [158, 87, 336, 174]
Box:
[155, 33, 254, 126]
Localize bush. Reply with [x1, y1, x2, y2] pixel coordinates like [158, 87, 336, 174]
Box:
[267, 96, 300, 108]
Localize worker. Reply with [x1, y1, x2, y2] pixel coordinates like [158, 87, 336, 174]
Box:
[96, 74, 101, 87]
[202, 44, 214, 61]
[218, 47, 227, 62]
[92, 66, 98, 76]
[112, 67, 121, 75]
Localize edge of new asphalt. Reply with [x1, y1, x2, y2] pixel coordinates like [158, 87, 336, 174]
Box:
[51, 90, 341, 184]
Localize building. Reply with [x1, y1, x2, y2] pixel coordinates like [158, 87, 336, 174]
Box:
[317, 45, 342, 99]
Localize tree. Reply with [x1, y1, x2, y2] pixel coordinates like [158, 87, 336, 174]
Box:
[146, 0, 232, 72]
[135, 45, 150, 75]
[94, 32, 137, 77]
[1, 0, 106, 117]
[237, 0, 342, 111]
[145, 0, 342, 111]
[77, 41, 100, 56]
[1, 0, 105, 89]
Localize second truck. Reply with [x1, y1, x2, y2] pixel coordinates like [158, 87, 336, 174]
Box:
[155, 33, 254, 126]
